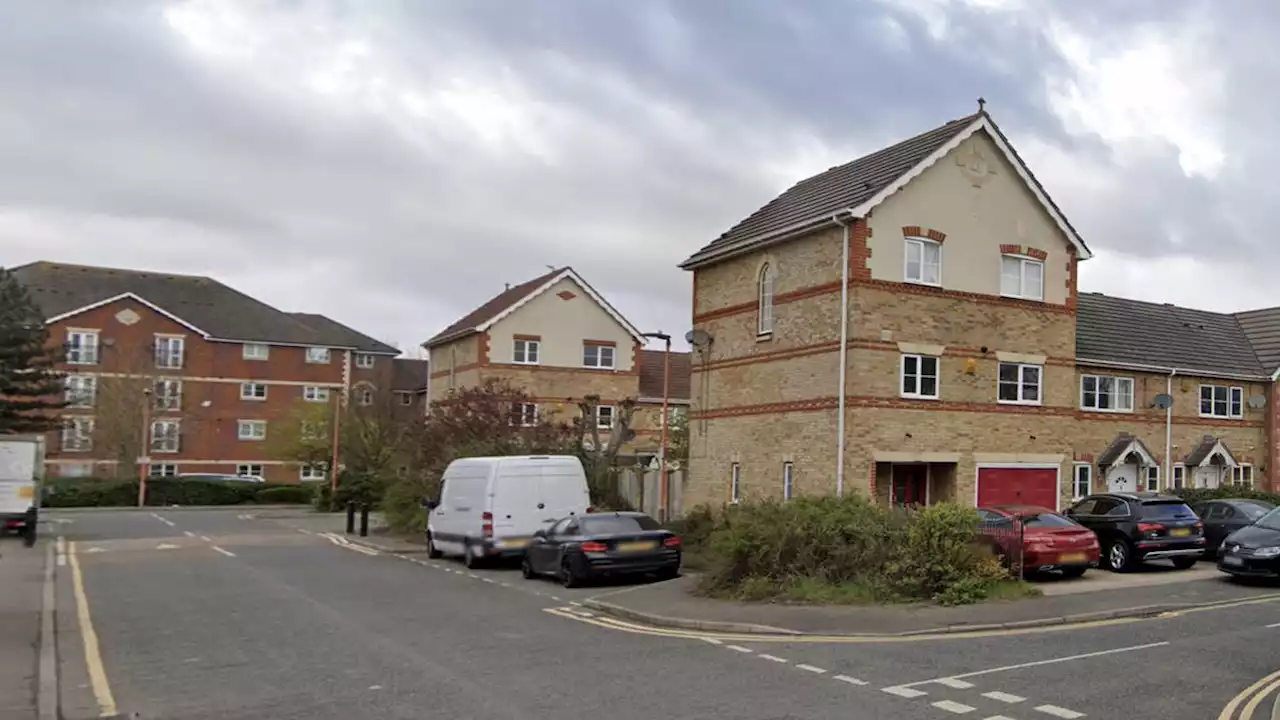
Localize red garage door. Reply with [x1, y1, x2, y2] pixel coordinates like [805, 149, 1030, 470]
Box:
[976, 467, 1059, 510]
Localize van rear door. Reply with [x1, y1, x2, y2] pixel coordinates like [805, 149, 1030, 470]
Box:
[539, 458, 591, 524]
[0, 440, 37, 517]
[491, 459, 545, 543]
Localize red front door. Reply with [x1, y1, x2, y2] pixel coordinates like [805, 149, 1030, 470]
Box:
[891, 465, 927, 506]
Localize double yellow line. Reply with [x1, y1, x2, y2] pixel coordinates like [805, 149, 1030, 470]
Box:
[1218, 669, 1280, 720]
[67, 540, 118, 717]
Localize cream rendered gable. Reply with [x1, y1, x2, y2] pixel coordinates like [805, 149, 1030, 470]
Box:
[865, 130, 1074, 305]
[487, 277, 637, 370]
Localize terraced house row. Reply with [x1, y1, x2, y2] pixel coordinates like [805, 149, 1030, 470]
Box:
[679, 105, 1280, 512]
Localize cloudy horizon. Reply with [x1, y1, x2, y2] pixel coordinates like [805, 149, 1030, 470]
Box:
[2, 0, 1276, 355]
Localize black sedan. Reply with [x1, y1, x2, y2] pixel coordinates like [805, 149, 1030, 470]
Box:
[522, 511, 681, 588]
[1218, 506, 1280, 580]
[1190, 498, 1275, 556]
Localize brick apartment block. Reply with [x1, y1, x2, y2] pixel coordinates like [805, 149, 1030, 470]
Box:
[423, 267, 691, 463]
[14, 262, 429, 484]
[679, 106, 1280, 512]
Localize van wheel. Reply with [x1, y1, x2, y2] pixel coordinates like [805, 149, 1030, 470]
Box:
[426, 533, 443, 559]
[463, 543, 481, 569]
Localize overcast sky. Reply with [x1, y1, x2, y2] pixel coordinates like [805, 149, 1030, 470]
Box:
[2, 0, 1276, 356]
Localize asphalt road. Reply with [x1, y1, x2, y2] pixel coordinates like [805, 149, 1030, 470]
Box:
[46, 508, 1280, 720]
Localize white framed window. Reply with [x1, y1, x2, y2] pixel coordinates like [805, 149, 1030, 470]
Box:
[397, 392, 413, 406]
[355, 353, 375, 369]
[150, 419, 180, 453]
[150, 464, 179, 478]
[998, 362, 1042, 405]
[302, 386, 329, 403]
[306, 347, 331, 364]
[514, 402, 538, 427]
[66, 330, 99, 365]
[1073, 463, 1092, 498]
[240, 382, 268, 401]
[583, 344, 616, 369]
[904, 237, 941, 286]
[237, 420, 267, 441]
[730, 462, 741, 503]
[1232, 464, 1255, 487]
[356, 387, 374, 406]
[783, 461, 794, 500]
[154, 335, 184, 369]
[1199, 384, 1244, 419]
[596, 405, 615, 430]
[61, 417, 94, 452]
[900, 354, 939, 399]
[758, 263, 775, 335]
[154, 379, 182, 410]
[65, 375, 97, 408]
[1080, 375, 1134, 412]
[236, 464, 264, 478]
[300, 466, 326, 482]
[243, 343, 269, 361]
[1145, 465, 1159, 492]
[1000, 255, 1044, 301]
[1172, 464, 1186, 490]
[513, 338, 540, 364]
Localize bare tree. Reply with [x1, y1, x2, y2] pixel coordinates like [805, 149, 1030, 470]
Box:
[575, 394, 639, 508]
[92, 343, 160, 479]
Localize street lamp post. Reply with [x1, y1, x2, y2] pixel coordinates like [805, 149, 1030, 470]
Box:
[137, 387, 152, 507]
[329, 391, 343, 511]
[642, 331, 672, 522]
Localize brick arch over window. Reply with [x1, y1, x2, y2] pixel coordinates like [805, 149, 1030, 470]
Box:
[757, 259, 775, 336]
[902, 226, 947, 243]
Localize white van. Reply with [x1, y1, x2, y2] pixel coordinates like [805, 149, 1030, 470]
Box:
[425, 455, 592, 568]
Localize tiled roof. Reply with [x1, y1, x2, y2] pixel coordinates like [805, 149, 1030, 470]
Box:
[1075, 293, 1268, 378]
[391, 358, 429, 392]
[289, 313, 398, 354]
[10, 261, 389, 350]
[424, 267, 566, 347]
[683, 113, 979, 264]
[1234, 307, 1280, 374]
[1184, 436, 1237, 466]
[638, 349, 691, 401]
[1096, 433, 1156, 467]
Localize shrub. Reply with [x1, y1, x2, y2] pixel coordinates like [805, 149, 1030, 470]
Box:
[253, 486, 315, 504]
[41, 478, 315, 507]
[694, 495, 1017, 605]
[1170, 486, 1280, 508]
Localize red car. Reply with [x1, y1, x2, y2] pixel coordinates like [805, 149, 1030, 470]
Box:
[978, 505, 1100, 577]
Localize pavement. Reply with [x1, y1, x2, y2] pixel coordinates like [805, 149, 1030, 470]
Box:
[12, 507, 1280, 720]
[0, 536, 44, 720]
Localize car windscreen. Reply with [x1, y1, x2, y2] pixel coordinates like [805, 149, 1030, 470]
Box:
[1022, 513, 1077, 529]
[1255, 507, 1280, 531]
[1139, 501, 1196, 520]
[1238, 501, 1275, 521]
[580, 515, 661, 535]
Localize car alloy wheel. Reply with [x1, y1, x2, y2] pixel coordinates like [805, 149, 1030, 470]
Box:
[1108, 541, 1130, 572]
[560, 557, 580, 588]
[521, 555, 537, 579]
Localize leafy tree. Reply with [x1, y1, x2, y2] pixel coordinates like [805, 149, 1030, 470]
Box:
[383, 378, 578, 534]
[0, 267, 65, 434]
[667, 406, 689, 469]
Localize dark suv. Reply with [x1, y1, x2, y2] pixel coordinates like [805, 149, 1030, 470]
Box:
[1064, 493, 1205, 572]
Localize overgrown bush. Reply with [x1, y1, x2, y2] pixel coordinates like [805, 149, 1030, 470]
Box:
[253, 486, 315, 504]
[42, 478, 316, 507]
[694, 495, 1014, 606]
[1170, 486, 1280, 507]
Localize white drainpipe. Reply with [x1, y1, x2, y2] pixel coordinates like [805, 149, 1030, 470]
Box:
[1166, 369, 1176, 488]
[832, 212, 853, 496]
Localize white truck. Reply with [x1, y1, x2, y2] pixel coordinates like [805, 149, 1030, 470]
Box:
[0, 436, 43, 547]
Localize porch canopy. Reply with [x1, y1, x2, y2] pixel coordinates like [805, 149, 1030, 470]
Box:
[1096, 432, 1158, 470]
[1184, 435, 1238, 468]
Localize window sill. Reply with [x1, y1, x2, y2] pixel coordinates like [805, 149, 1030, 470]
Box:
[904, 279, 942, 288]
[997, 399, 1043, 407]
[1198, 413, 1244, 421]
[755, 332, 773, 343]
[512, 361, 540, 366]
[1079, 406, 1135, 414]
[999, 293, 1045, 303]
[241, 397, 267, 402]
[899, 394, 940, 401]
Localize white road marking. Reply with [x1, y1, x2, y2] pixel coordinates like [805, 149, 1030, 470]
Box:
[1267, 622, 1280, 628]
[985, 716, 1018, 720]
[1034, 705, 1084, 719]
[368, 685, 383, 691]
[199, 536, 211, 542]
[568, 601, 582, 606]
[932, 700, 975, 714]
[85, 547, 106, 554]
[499, 582, 511, 587]
[883, 686, 928, 698]
[466, 573, 480, 578]
[57, 554, 66, 567]
[725, 645, 753, 653]
[155, 543, 178, 550]
[56, 537, 67, 566]
[150, 512, 175, 527]
[982, 691, 1026, 703]
[936, 678, 975, 689]
[297, 529, 314, 536]
[482, 578, 495, 583]
[183, 531, 195, 538]
[834, 674, 868, 686]
[902, 641, 1168, 686]
[549, 595, 561, 601]
[702, 638, 724, 645]
[796, 664, 826, 674]
[211, 546, 235, 557]
[758, 654, 788, 663]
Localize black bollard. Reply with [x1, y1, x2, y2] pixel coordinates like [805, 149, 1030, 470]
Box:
[22, 507, 36, 548]
[345, 501, 356, 534]
[359, 504, 370, 537]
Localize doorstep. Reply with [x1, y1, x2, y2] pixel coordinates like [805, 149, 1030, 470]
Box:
[581, 573, 1280, 636]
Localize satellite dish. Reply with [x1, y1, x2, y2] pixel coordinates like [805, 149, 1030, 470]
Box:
[1152, 393, 1173, 409]
[686, 329, 713, 347]
[1248, 394, 1267, 409]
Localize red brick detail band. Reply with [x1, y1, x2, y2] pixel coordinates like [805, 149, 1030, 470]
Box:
[1025, 247, 1048, 260]
[1000, 243, 1022, 255]
[693, 338, 1075, 374]
[903, 226, 948, 243]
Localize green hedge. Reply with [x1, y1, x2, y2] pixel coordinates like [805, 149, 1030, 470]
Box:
[692, 496, 1015, 606]
[1169, 486, 1280, 507]
[42, 478, 315, 508]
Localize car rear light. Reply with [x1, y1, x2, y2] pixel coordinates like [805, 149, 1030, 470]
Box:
[585, 506, 595, 514]
[580, 541, 608, 552]
[663, 537, 682, 548]
[481, 511, 493, 539]
[1194, 521, 1204, 531]
[1138, 522, 1165, 534]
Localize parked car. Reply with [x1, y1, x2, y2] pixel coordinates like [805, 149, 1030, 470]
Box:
[1064, 492, 1205, 572]
[1218, 505, 1280, 580]
[423, 455, 592, 568]
[522, 511, 681, 588]
[1189, 499, 1275, 557]
[177, 473, 266, 483]
[977, 506, 1100, 577]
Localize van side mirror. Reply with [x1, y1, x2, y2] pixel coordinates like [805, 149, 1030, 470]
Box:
[533, 529, 547, 539]
[422, 498, 439, 510]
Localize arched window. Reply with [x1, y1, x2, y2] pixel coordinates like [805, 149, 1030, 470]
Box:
[757, 263, 775, 335]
